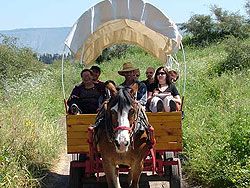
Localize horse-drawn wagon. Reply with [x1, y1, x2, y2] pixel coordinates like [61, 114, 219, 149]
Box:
[62, 0, 186, 187]
[66, 111, 183, 188]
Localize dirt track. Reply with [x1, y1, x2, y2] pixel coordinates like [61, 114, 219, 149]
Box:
[41, 150, 190, 188]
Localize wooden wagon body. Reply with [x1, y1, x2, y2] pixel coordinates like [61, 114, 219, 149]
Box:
[66, 111, 183, 187]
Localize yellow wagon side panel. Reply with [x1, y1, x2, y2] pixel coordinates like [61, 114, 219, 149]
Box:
[146, 112, 182, 151]
[66, 112, 182, 153]
[66, 114, 96, 154]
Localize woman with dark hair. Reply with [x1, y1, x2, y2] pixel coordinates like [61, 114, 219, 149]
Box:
[67, 69, 105, 114]
[147, 66, 181, 112]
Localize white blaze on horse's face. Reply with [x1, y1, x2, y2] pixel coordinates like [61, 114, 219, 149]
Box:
[111, 104, 131, 153]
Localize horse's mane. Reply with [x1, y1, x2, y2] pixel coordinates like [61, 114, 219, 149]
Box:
[117, 86, 133, 114]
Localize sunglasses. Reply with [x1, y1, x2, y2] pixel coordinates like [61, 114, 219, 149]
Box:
[156, 72, 166, 76]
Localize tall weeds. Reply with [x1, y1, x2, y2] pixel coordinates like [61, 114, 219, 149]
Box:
[0, 65, 67, 187]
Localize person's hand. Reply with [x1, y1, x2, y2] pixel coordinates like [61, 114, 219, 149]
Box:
[70, 95, 79, 100]
[153, 91, 159, 96]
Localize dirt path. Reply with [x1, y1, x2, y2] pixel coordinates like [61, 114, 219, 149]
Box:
[41, 149, 71, 188]
[42, 151, 190, 188]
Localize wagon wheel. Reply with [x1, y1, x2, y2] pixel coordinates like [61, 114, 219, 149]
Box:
[169, 158, 182, 188]
[163, 152, 182, 188]
[69, 161, 84, 188]
[163, 152, 174, 180]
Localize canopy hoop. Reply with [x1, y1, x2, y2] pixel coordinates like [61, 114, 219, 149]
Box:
[180, 42, 187, 96]
[61, 45, 68, 113]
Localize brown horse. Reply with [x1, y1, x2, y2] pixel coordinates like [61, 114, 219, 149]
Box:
[95, 82, 152, 188]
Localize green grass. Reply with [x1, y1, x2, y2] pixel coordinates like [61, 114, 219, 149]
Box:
[0, 65, 68, 187]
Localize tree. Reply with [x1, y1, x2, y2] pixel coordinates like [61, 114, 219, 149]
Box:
[246, 0, 250, 18]
[180, 14, 216, 45]
[211, 5, 249, 39]
[181, 6, 249, 45]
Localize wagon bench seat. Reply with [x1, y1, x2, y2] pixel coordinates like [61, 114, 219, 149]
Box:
[66, 112, 182, 154]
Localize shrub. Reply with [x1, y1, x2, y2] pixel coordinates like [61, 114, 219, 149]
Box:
[0, 35, 43, 87]
[181, 6, 249, 46]
[95, 44, 129, 63]
[213, 36, 250, 74]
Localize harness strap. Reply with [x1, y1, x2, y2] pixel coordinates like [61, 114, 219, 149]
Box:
[133, 104, 156, 148]
[114, 126, 132, 131]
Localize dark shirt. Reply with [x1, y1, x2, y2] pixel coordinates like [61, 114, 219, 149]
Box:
[142, 80, 157, 92]
[67, 83, 105, 114]
[152, 83, 179, 97]
[121, 80, 147, 106]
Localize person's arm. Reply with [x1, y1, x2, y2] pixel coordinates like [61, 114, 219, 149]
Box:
[137, 82, 147, 106]
[171, 84, 181, 104]
[173, 95, 181, 104]
[139, 90, 147, 106]
[67, 86, 80, 105]
[147, 91, 153, 99]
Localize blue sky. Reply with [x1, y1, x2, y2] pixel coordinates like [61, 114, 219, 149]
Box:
[0, 0, 248, 30]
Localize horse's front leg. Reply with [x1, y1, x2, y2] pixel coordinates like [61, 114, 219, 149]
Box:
[128, 160, 144, 188]
[102, 159, 121, 188]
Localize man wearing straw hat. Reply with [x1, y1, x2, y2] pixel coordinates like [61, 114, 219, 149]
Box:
[118, 62, 147, 106]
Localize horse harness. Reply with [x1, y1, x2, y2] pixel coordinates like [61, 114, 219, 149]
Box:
[93, 88, 155, 149]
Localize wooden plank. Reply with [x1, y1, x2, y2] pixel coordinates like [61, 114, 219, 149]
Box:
[66, 114, 96, 125]
[152, 119, 181, 127]
[68, 138, 89, 146]
[67, 131, 89, 139]
[67, 124, 89, 132]
[155, 142, 182, 151]
[155, 135, 182, 143]
[154, 127, 182, 136]
[147, 112, 182, 129]
[146, 111, 182, 117]
[67, 145, 89, 153]
[148, 115, 181, 122]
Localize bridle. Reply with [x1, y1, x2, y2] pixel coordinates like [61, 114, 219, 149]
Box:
[94, 85, 154, 149]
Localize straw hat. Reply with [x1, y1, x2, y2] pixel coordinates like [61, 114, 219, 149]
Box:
[118, 62, 139, 76]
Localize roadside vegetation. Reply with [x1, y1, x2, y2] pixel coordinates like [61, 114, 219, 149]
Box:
[0, 3, 249, 188]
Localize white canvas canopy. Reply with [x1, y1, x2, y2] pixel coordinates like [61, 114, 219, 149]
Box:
[64, 0, 182, 66]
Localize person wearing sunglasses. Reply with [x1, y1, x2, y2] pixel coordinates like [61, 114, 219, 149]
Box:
[133, 69, 141, 81]
[147, 66, 181, 112]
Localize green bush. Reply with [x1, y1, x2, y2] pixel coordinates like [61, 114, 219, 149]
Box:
[183, 42, 250, 188]
[213, 37, 250, 74]
[0, 35, 43, 88]
[181, 6, 250, 46]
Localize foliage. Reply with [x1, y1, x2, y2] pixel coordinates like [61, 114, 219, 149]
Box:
[212, 37, 250, 75]
[38, 52, 72, 64]
[181, 15, 217, 45]
[0, 42, 69, 187]
[182, 42, 250, 188]
[246, 0, 250, 19]
[181, 6, 250, 46]
[95, 44, 130, 63]
[0, 35, 43, 88]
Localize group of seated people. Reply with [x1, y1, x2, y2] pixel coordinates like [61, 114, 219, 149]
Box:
[67, 63, 181, 114]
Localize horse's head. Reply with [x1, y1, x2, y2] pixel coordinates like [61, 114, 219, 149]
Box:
[106, 82, 139, 153]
